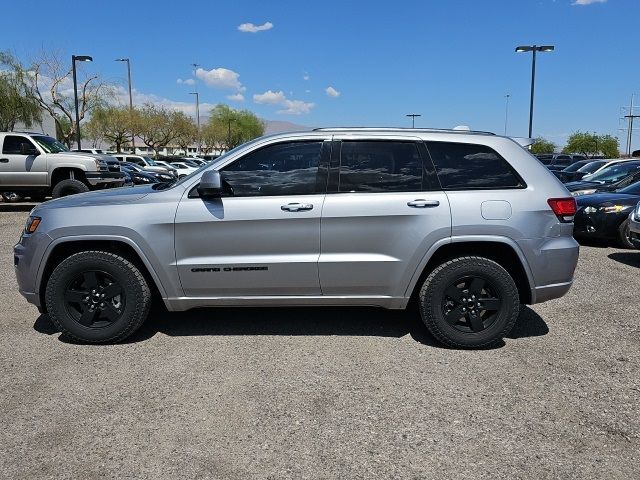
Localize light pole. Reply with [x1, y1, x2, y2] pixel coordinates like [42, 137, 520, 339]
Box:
[71, 54, 93, 150]
[189, 92, 200, 155]
[515, 45, 554, 138]
[406, 113, 421, 128]
[504, 94, 511, 136]
[115, 58, 135, 153]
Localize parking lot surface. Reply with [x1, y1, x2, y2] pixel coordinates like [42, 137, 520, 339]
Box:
[0, 210, 638, 479]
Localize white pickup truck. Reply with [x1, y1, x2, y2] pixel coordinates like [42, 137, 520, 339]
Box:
[0, 132, 124, 200]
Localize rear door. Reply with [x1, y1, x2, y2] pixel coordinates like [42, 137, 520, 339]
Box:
[0, 135, 47, 187]
[319, 137, 451, 298]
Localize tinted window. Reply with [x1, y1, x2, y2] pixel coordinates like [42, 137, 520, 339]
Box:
[338, 141, 422, 193]
[426, 142, 523, 190]
[577, 160, 606, 173]
[222, 141, 324, 196]
[2, 136, 36, 155]
[585, 162, 640, 184]
[554, 158, 572, 167]
[618, 181, 640, 195]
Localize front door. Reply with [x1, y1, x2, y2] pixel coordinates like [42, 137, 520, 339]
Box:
[175, 139, 330, 297]
[0, 135, 46, 187]
[319, 138, 451, 298]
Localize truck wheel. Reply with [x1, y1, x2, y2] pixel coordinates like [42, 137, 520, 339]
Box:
[51, 179, 89, 198]
[45, 251, 151, 343]
[617, 219, 635, 249]
[419, 256, 520, 349]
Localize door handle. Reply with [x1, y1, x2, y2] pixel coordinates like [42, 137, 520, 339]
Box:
[281, 203, 313, 212]
[0, 158, 9, 163]
[407, 199, 440, 208]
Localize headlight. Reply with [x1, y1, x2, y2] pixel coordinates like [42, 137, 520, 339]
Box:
[24, 216, 41, 234]
[583, 206, 598, 214]
[140, 177, 152, 183]
[571, 189, 597, 197]
[600, 205, 632, 213]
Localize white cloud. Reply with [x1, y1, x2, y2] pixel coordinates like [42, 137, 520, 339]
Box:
[237, 21, 273, 33]
[277, 99, 315, 115]
[325, 86, 340, 98]
[303, 73, 310, 81]
[253, 89, 314, 115]
[176, 78, 195, 85]
[226, 93, 245, 102]
[195, 67, 245, 92]
[253, 90, 287, 105]
[572, 0, 606, 5]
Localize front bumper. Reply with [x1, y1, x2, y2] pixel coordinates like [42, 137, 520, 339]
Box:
[14, 230, 53, 309]
[629, 213, 640, 247]
[85, 171, 125, 187]
[573, 208, 627, 239]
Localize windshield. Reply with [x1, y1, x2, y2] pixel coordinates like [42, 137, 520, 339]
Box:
[583, 162, 640, 184]
[577, 160, 606, 173]
[563, 161, 589, 172]
[617, 181, 640, 195]
[143, 156, 158, 166]
[32, 135, 69, 153]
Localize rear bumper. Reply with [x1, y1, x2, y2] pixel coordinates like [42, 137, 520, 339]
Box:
[85, 171, 125, 187]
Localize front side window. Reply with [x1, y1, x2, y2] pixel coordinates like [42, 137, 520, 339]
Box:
[2, 136, 37, 155]
[338, 141, 423, 193]
[222, 141, 324, 196]
[31, 135, 68, 153]
[426, 141, 524, 190]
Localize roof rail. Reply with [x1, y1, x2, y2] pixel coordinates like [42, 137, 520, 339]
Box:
[311, 127, 495, 135]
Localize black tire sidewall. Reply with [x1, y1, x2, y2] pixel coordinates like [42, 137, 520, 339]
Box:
[45, 252, 149, 343]
[618, 220, 635, 249]
[420, 257, 520, 348]
[51, 179, 89, 198]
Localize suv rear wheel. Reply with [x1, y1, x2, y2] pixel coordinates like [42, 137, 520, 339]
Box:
[45, 251, 151, 343]
[419, 256, 520, 348]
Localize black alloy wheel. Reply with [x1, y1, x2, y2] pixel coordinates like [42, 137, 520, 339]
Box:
[64, 270, 125, 328]
[442, 276, 502, 333]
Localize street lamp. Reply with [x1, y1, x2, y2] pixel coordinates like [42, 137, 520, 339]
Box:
[406, 113, 421, 128]
[515, 44, 554, 138]
[71, 54, 93, 150]
[189, 92, 200, 155]
[504, 94, 511, 136]
[115, 58, 135, 153]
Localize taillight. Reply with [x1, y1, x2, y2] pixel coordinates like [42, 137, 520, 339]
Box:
[547, 197, 577, 223]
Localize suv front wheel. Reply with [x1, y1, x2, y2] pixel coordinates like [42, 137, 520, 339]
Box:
[419, 256, 520, 348]
[45, 251, 151, 343]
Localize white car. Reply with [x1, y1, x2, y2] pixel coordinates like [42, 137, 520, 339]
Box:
[169, 161, 198, 178]
[113, 154, 174, 175]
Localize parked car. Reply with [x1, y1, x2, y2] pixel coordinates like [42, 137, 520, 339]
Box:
[536, 153, 587, 170]
[15, 127, 579, 347]
[200, 154, 219, 161]
[112, 154, 174, 175]
[574, 181, 640, 248]
[566, 161, 640, 196]
[0, 132, 124, 199]
[121, 163, 176, 184]
[628, 201, 640, 247]
[552, 160, 594, 182]
[72, 148, 108, 155]
[163, 161, 197, 178]
[120, 165, 161, 185]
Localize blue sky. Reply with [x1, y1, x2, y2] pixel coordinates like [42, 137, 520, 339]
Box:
[1, 0, 638, 149]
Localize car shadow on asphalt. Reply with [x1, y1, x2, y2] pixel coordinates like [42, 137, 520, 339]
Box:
[607, 251, 640, 268]
[0, 203, 38, 212]
[33, 305, 548, 349]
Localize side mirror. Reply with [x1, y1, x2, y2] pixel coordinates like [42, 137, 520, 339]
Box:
[20, 143, 38, 156]
[197, 170, 222, 198]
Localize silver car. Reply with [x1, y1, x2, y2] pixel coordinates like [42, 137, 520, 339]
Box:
[14, 128, 579, 347]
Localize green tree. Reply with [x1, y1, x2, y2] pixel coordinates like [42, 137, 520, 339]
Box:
[563, 131, 619, 158]
[172, 113, 198, 155]
[86, 106, 133, 152]
[203, 104, 264, 151]
[530, 137, 556, 155]
[0, 52, 42, 131]
[132, 104, 193, 157]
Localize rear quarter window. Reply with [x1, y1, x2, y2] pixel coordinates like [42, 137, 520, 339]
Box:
[426, 141, 525, 190]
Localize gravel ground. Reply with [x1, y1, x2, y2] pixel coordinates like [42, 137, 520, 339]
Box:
[0, 210, 638, 479]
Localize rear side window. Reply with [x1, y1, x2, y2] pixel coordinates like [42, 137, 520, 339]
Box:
[338, 141, 423, 192]
[426, 141, 524, 190]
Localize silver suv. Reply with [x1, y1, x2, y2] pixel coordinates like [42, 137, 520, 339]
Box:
[14, 128, 579, 347]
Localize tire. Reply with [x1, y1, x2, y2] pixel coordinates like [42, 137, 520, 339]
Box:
[1, 192, 23, 203]
[51, 179, 89, 198]
[617, 219, 635, 249]
[419, 256, 520, 349]
[45, 251, 151, 343]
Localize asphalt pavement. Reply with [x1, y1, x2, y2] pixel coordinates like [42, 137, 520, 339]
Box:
[0, 210, 638, 479]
